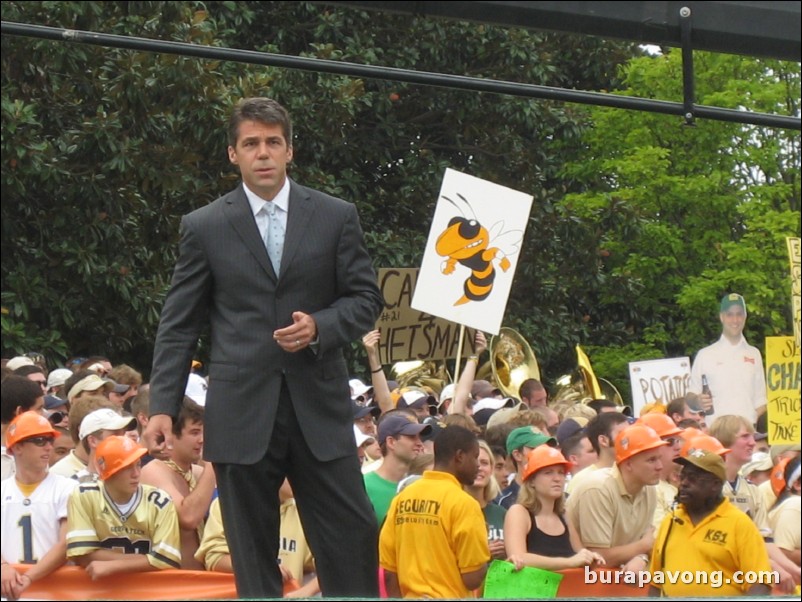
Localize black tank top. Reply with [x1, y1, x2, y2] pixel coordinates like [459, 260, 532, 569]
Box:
[526, 513, 575, 558]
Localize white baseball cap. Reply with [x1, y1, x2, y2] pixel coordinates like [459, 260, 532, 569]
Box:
[353, 424, 375, 448]
[473, 397, 517, 413]
[185, 373, 208, 406]
[349, 378, 373, 399]
[47, 368, 74, 391]
[79, 408, 137, 441]
[6, 356, 34, 371]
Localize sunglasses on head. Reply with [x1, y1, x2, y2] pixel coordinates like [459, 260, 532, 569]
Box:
[23, 435, 55, 447]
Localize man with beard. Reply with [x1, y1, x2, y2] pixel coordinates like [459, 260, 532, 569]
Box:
[649, 448, 773, 596]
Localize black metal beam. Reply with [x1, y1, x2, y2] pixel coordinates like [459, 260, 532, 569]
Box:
[2, 21, 798, 131]
[321, 1, 801, 63]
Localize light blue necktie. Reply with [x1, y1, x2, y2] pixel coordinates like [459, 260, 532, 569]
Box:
[263, 202, 284, 275]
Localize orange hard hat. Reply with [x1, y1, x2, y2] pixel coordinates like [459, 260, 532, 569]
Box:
[522, 446, 572, 481]
[615, 425, 668, 464]
[771, 457, 791, 498]
[6, 411, 59, 449]
[95, 435, 147, 481]
[679, 434, 731, 459]
[636, 413, 683, 439]
[678, 427, 704, 442]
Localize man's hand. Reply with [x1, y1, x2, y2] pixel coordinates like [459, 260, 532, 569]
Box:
[274, 311, 317, 353]
[142, 414, 174, 459]
[488, 538, 506, 560]
[699, 392, 714, 412]
[1, 564, 28, 602]
[85, 560, 113, 581]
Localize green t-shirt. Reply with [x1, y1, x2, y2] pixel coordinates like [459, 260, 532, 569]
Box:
[483, 502, 507, 541]
[364, 471, 398, 525]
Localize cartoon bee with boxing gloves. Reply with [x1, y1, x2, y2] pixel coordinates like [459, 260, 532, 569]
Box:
[435, 194, 523, 306]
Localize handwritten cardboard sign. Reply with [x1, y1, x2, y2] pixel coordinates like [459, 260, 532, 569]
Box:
[628, 357, 691, 417]
[765, 336, 801, 445]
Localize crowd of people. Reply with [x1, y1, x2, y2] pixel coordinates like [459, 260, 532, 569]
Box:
[2, 96, 799, 599]
[1, 322, 799, 598]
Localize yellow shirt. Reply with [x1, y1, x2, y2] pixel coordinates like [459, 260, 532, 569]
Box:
[653, 479, 678, 530]
[196, 497, 315, 579]
[722, 476, 769, 534]
[769, 495, 801, 553]
[650, 498, 773, 596]
[380, 470, 490, 599]
[67, 482, 181, 569]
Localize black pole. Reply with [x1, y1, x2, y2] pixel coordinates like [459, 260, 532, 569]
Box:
[2, 20, 799, 131]
[680, 6, 696, 127]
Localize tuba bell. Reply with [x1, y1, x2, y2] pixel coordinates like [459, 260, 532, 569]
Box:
[390, 360, 449, 396]
[483, 328, 540, 400]
[551, 345, 625, 408]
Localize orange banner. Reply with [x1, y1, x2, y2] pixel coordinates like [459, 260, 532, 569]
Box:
[13, 564, 237, 600]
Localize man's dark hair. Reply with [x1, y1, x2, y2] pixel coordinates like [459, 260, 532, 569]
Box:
[228, 98, 293, 148]
[12, 365, 46, 378]
[677, 417, 702, 430]
[560, 432, 589, 458]
[666, 397, 686, 418]
[434, 425, 478, 466]
[1, 375, 43, 423]
[585, 411, 629, 455]
[519, 378, 544, 401]
[586, 398, 618, 414]
[173, 396, 205, 436]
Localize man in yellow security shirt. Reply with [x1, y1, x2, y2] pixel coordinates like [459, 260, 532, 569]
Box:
[649, 448, 773, 596]
[380, 425, 490, 598]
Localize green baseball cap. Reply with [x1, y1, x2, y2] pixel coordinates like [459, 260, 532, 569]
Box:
[720, 293, 746, 314]
[506, 426, 557, 455]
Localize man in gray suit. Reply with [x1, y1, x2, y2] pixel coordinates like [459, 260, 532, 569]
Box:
[144, 98, 383, 597]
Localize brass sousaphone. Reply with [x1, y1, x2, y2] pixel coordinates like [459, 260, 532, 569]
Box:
[551, 345, 625, 407]
[478, 328, 540, 400]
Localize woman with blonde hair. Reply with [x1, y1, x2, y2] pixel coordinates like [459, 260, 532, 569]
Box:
[504, 446, 604, 570]
[465, 439, 507, 559]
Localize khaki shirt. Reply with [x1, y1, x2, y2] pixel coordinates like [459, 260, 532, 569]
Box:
[566, 464, 656, 549]
[723, 476, 769, 534]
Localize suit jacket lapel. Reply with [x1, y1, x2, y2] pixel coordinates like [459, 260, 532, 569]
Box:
[223, 184, 277, 280]
[281, 180, 313, 278]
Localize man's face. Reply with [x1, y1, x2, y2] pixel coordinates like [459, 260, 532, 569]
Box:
[719, 308, 746, 339]
[728, 427, 755, 465]
[678, 464, 721, 510]
[26, 371, 47, 395]
[526, 388, 548, 408]
[109, 386, 137, 408]
[456, 442, 481, 486]
[50, 432, 75, 466]
[494, 452, 513, 488]
[13, 435, 54, 471]
[355, 415, 377, 436]
[228, 121, 293, 201]
[389, 433, 424, 463]
[626, 449, 664, 486]
[570, 436, 598, 473]
[108, 461, 142, 498]
[175, 420, 204, 464]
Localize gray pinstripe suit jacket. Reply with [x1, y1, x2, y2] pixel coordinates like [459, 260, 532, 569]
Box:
[148, 180, 382, 464]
